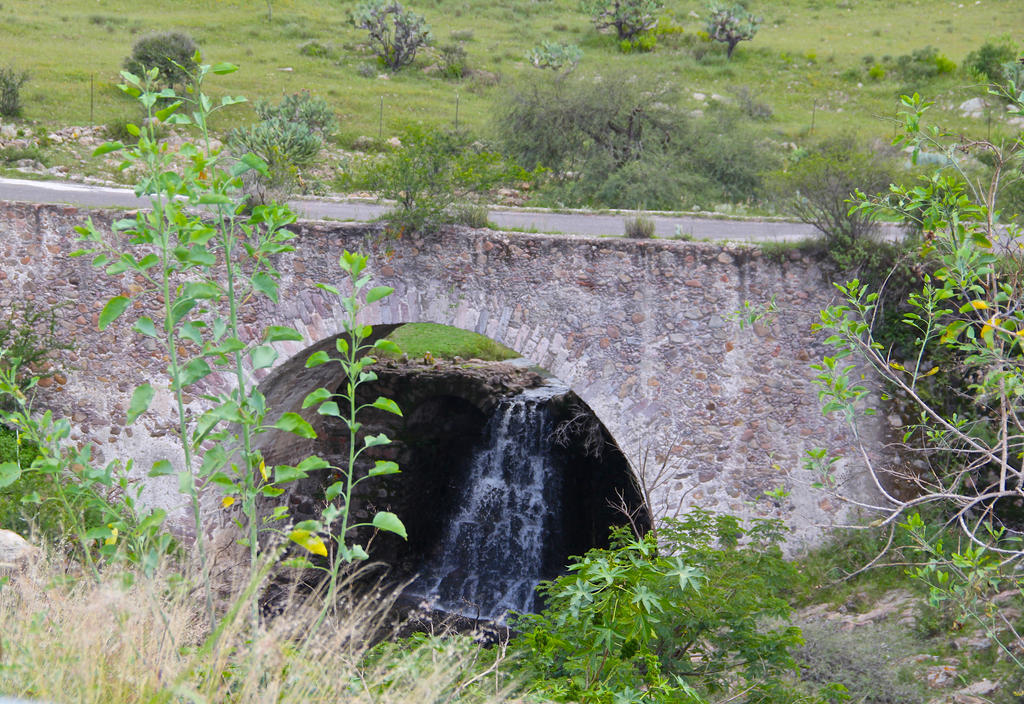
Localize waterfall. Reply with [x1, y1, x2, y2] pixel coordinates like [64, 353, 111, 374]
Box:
[411, 383, 567, 621]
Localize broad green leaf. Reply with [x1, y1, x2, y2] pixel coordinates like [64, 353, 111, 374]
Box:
[133, 316, 158, 338]
[295, 455, 330, 472]
[274, 464, 309, 483]
[350, 544, 370, 561]
[170, 298, 197, 326]
[198, 193, 232, 205]
[317, 401, 341, 417]
[372, 511, 407, 540]
[273, 412, 316, 439]
[280, 557, 316, 570]
[183, 282, 220, 300]
[92, 141, 124, 156]
[154, 101, 182, 122]
[126, 383, 154, 425]
[148, 459, 174, 477]
[325, 480, 344, 502]
[251, 345, 278, 370]
[261, 486, 285, 497]
[251, 272, 279, 303]
[369, 460, 400, 477]
[265, 325, 303, 342]
[363, 433, 390, 448]
[365, 285, 394, 304]
[302, 387, 333, 409]
[179, 358, 212, 387]
[0, 462, 21, 489]
[210, 62, 239, 75]
[99, 296, 130, 330]
[294, 520, 322, 532]
[373, 339, 401, 355]
[371, 396, 402, 416]
[335, 337, 349, 354]
[305, 350, 331, 368]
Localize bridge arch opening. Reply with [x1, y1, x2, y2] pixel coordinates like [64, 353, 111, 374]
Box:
[253, 322, 650, 618]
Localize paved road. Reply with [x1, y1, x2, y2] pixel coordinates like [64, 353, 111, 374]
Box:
[0, 176, 831, 241]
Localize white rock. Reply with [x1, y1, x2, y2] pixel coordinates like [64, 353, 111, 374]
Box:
[959, 97, 987, 118]
[692, 92, 706, 101]
[0, 529, 33, 566]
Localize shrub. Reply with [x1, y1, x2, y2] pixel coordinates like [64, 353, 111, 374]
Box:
[867, 63, 885, 80]
[0, 65, 29, 117]
[618, 32, 656, 53]
[347, 125, 525, 235]
[511, 512, 805, 703]
[705, 2, 761, 59]
[527, 41, 583, 73]
[624, 214, 655, 238]
[767, 135, 897, 246]
[254, 90, 337, 138]
[580, 0, 662, 42]
[228, 116, 322, 204]
[353, 0, 432, 72]
[438, 42, 467, 79]
[298, 39, 333, 58]
[964, 38, 1016, 82]
[447, 202, 491, 228]
[123, 31, 198, 89]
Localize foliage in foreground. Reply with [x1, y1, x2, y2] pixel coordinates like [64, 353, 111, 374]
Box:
[511, 512, 825, 704]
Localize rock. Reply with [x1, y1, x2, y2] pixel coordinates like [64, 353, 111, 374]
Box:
[958, 679, 998, 697]
[925, 664, 959, 688]
[0, 529, 34, 569]
[959, 97, 987, 118]
[352, 135, 375, 151]
[386, 136, 402, 149]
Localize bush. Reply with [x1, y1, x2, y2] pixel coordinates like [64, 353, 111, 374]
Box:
[767, 135, 897, 245]
[123, 31, 198, 88]
[624, 214, 655, 238]
[347, 125, 526, 235]
[228, 116, 322, 204]
[511, 512, 805, 703]
[964, 38, 1016, 82]
[495, 70, 776, 210]
[527, 41, 582, 73]
[438, 43, 467, 79]
[0, 65, 29, 117]
[298, 39, 333, 58]
[705, 2, 761, 59]
[254, 90, 337, 138]
[0, 301, 71, 405]
[353, 0, 432, 72]
[580, 0, 662, 42]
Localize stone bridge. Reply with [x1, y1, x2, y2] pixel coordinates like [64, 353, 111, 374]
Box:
[0, 201, 887, 548]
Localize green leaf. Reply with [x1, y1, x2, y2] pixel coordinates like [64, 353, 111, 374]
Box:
[92, 141, 124, 156]
[305, 350, 331, 368]
[148, 460, 174, 477]
[369, 460, 400, 477]
[154, 101, 182, 122]
[273, 412, 316, 439]
[99, 296, 130, 330]
[373, 339, 401, 355]
[302, 387, 333, 409]
[260, 486, 285, 497]
[371, 396, 402, 416]
[325, 480, 344, 502]
[198, 193, 232, 205]
[252, 272, 279, 303]
[372, 511, 407, 540]
[296, 456, 330, 472]
[274, 465, 308, 483]
[265, 325, 303, 342]
[363, 433, 391, 448]
[183, 282, 220, 300]
[350, 544, 370, 561]
[210, 62, 239, 75]
[317, 401, 341, 417]
[280, 557, 316, 570]
[133, 316, 158, 338]
[0, 462, 21, 489]
[127, 383, 154, 425]
[365, 285, 394, 304]
[179, 358, 212, 387]
[251, 345, 278, 370]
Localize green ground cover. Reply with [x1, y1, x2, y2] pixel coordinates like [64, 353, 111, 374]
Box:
[383, 322, 519, 360]
[0, 0, 1019, 145]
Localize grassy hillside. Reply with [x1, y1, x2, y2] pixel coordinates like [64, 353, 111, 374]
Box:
[0, 0, 1020, 144]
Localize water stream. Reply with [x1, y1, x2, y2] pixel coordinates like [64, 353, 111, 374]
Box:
[410, 382, 568, 620]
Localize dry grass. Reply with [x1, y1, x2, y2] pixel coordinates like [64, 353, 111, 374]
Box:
[0, 554, 520, 704]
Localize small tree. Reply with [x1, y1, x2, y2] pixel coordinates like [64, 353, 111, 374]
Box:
[352, 0, 431, 72]
[767, 136, 897, 245]
[580, 0, 662, 42]
[123, 31, 199, 89]
[705, 3, 761, 59]
[0, 65, 29, 117]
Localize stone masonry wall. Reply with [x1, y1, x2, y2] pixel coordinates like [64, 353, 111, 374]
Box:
[0, 201, 890, 548]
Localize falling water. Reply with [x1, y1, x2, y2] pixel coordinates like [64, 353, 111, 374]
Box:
[411, 382, 568, 620]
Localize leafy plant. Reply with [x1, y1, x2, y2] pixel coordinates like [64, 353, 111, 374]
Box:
[704, 2, 761, 59]
[353, 0, 432, 72]
[254, 90, 337, 139]
[580, 0, 662, 42]
[511, 511, 805, 703]
[281, 251, 408, 629]
[229, 112, 323, 204]
[74, 62, 304, 628]
[438, 42, 468, 79]
[348, 125, 526, 235]
[123, 31, 198, 90]
[623, 214, 654, 238]
[964, 38, 1017, 83]
[0, 65, 29, 117]
[527, 41, 583, 73]
[0, 301, 71, 404]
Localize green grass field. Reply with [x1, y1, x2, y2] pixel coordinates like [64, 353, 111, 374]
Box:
[0, 0, 1020, 146]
